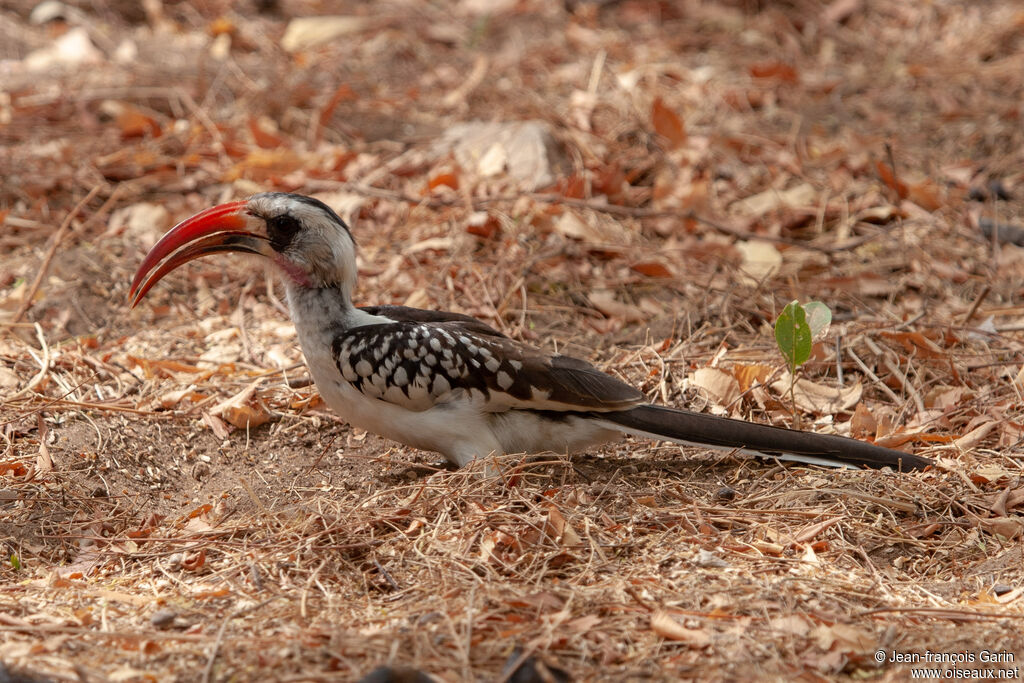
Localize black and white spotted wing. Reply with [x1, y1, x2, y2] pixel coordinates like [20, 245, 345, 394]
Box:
[331, 306, 643, 414]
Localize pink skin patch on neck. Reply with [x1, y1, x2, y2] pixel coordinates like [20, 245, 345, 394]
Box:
[272, 253, 313, 288]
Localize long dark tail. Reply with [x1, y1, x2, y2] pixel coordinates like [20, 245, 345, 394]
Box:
[594, 404, 932, 471]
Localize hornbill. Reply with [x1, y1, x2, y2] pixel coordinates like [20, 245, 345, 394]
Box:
[129, 193, 932, 472]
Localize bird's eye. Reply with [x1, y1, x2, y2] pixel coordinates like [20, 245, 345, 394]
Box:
[266, 214, 302, 251]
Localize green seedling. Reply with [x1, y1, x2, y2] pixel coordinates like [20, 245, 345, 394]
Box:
[774, 300, 832, 429]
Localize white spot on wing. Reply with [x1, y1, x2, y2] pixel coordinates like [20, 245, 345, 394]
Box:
[496, 370, 514, 390]
[432, 374, 451, 395]
[393, 366, 408, 386]
[355, 359, 372, 377]
[340, 362, 357, 382]
[509, 359, 523, 370]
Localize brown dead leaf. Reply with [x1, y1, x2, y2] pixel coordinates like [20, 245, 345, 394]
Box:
[732, 183, 816, 218]
[36, 415, 52, 473]
[849, 403, 877, 438]
[115, 104, 161, 139]
[736, 240, 782, 283]
[226, 148, 304, 182]
[770, 373, 862, 414]
[749, 62, 799, 83]
[466, 212, 500, 238]
[876, 160, 909, 199]
[954, 420, 998, 451]
[567, 614, 602, 633]
[812, 623, 874, 652]
[157, 389, 209, 410]
[978, 517, 1024, 540]
[588, 290, 646, 322]
[691, 367, 741, 408]
[128, 356, 202, 378]
[769, 614, 812, 636]
[247, 117, 284, 148]
[182, 548, 206, 571]
[651, 97, 687, 148]
[630, 262, 673, 278]
[212, 380, 272, 429]
[201, 411, 232, 439]
[544, 505, 582, 547]
[554, 211, 602, 241]
[879, 331, 945, 359]
[731, 363, 773, 392]
[427, 170, 459, 191]
[907, 179, 944, 211]
[650, 611, 710, 646]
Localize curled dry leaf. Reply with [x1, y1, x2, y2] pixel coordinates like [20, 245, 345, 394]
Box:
[650, 611, 710, 646]
[181, 549, 206, 572]
[544, 505, 582, 547]
[211, 380, 272, 430]
[157, 389, 207, 410]
[201, 411, 232, 439]
[731, 363, 772, 392]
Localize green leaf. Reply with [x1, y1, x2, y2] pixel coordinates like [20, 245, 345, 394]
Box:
[10, 554, 20, 571]
[804, 301, 832, 340]
[774, 300, 813, 371]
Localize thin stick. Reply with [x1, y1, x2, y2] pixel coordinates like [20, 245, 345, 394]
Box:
[847, 345, 902, 405]
[960, 284, 991, 325]
[13, 185, 102, 323]
[6, 323, 50, 400]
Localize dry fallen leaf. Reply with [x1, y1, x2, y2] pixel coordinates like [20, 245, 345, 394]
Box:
[732, 183, 816, 218]
[731, 363, 773, 393]
[691, 367, 742, 408]
[812, 622, 874, 652]
[736, 240, 782, 284]
[954, 420, 998, 451]
[281, 16, 370, 52]
[630, 262, 674, 278]
[769, 614, 812, 636]
[978, 517, 1023, 540]
[36, 415, 52, 473]
[544, 505, 582, 547]
[770, 373, 862, 414]
[651, 611, 710, 646]
[849, 402, 877, 438]
[589, 290, 646, 322]
[651, 96, 687, 148]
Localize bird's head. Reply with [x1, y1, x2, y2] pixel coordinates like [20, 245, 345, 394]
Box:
[129, 192, 357, 306]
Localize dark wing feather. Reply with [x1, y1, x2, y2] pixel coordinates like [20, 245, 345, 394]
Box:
[334, 310, 642, 412]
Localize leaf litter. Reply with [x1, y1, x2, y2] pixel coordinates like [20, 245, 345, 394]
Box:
[1, 0, 1024, 681]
